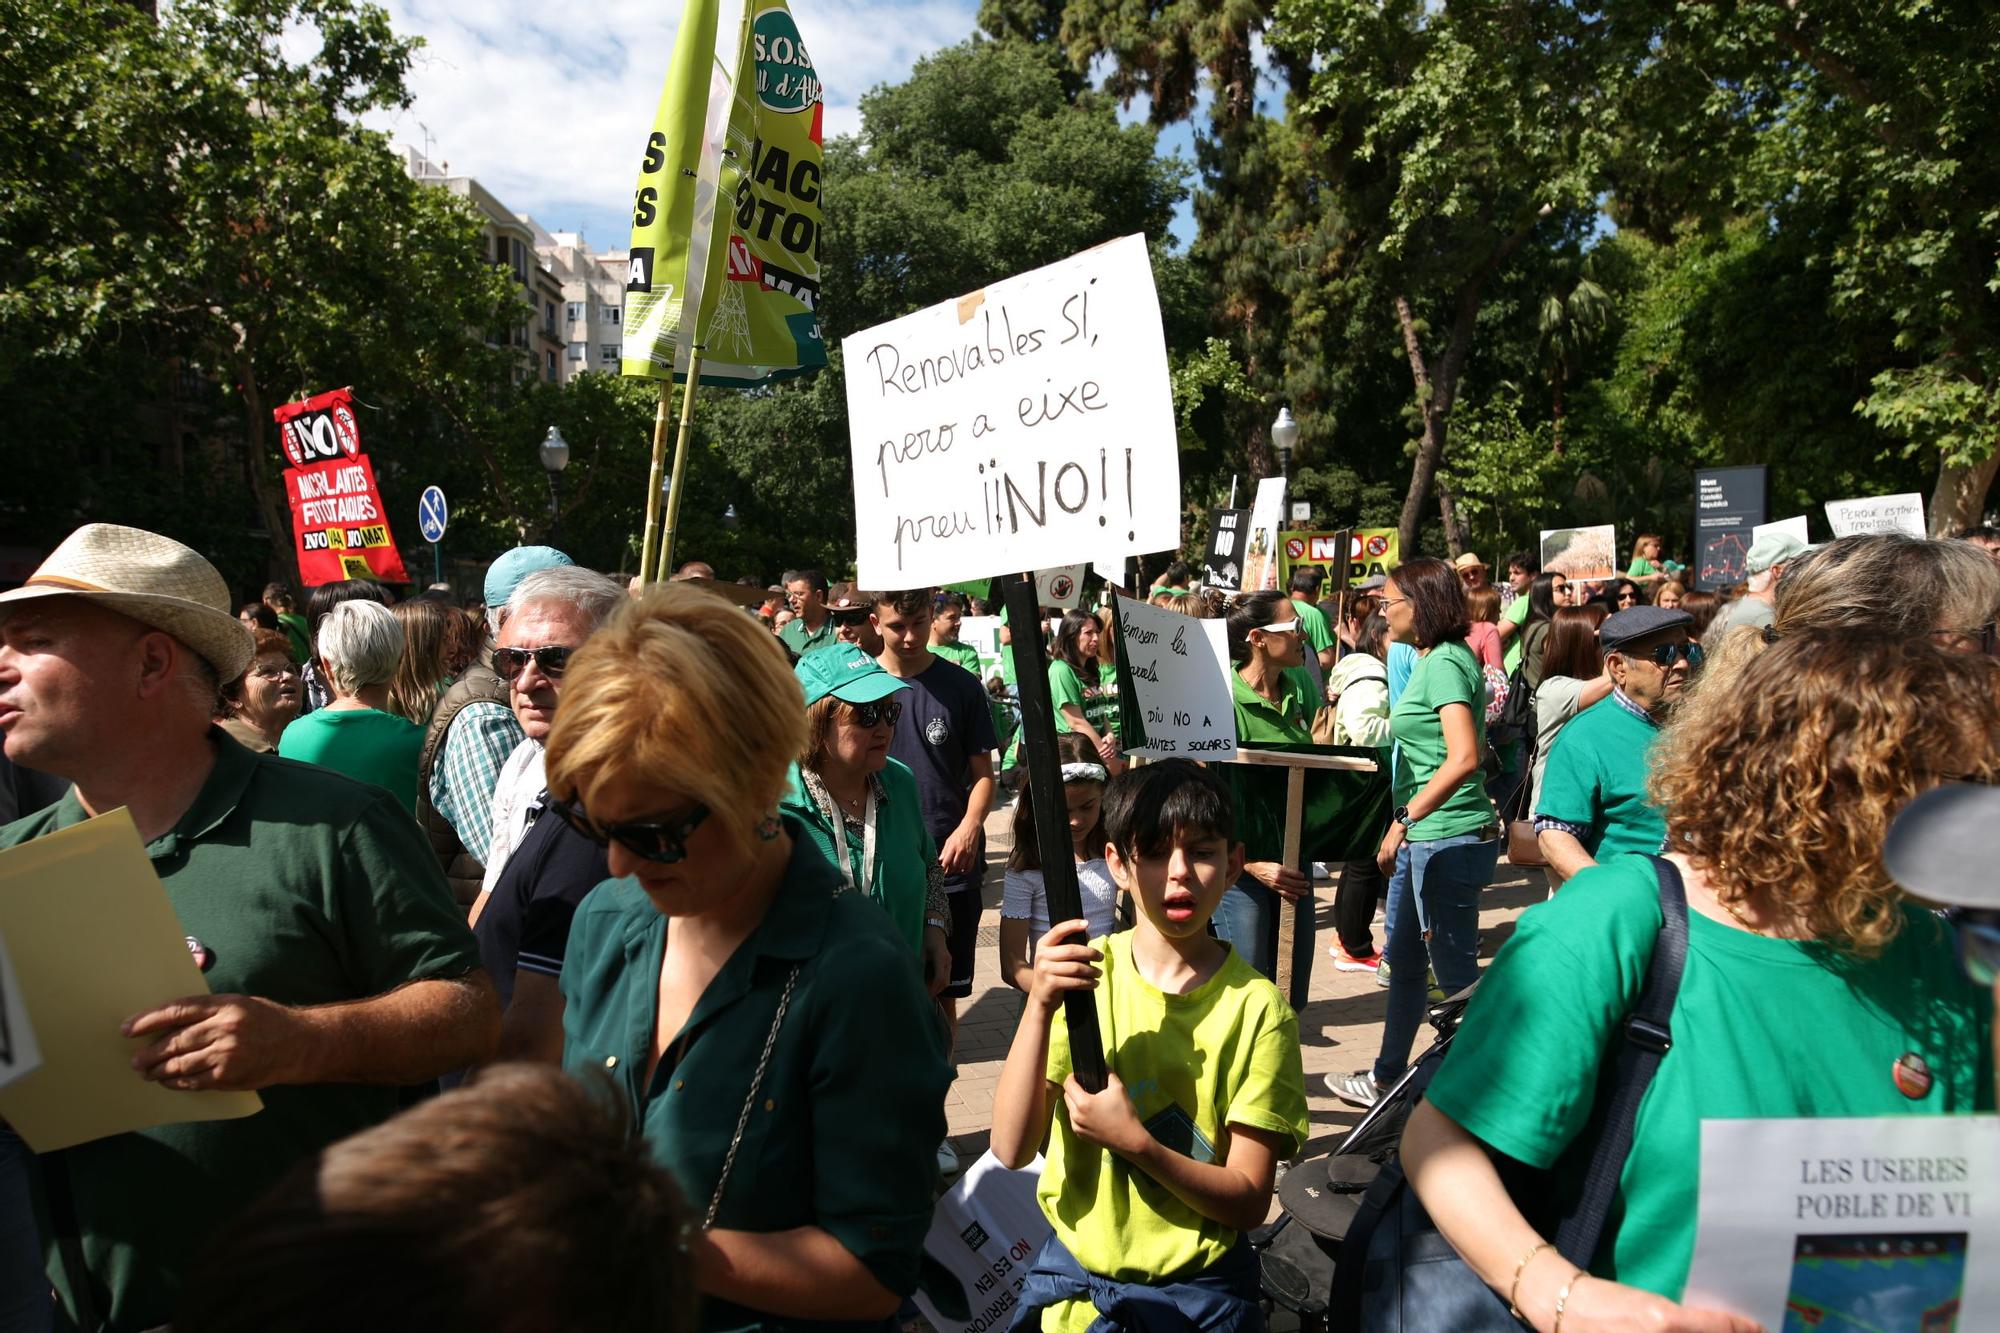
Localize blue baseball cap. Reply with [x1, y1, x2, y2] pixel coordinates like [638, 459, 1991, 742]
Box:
[795, 644, 910, 707]
[484, 545, 573, 608]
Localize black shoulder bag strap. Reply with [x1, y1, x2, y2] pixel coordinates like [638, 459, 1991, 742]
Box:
[1551, 854, 1689, 1263]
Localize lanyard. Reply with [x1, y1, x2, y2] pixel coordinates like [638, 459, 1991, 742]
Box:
[821, 782, 877, 897]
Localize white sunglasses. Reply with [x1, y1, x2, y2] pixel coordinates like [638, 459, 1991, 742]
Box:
[1257, 619, 1300, 633]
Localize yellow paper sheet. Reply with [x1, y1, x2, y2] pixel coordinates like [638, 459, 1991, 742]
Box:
[0, 809, 261, 1150]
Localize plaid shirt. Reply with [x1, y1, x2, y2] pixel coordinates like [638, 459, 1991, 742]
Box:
[428, 700, 524, 857]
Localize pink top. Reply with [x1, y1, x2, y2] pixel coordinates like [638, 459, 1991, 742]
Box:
[1466, 621, 1503, 671]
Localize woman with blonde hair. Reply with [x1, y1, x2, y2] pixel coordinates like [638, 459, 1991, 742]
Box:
[388, 598, 455, 725]
[546, 587, 950, 1331]
[1397, 631, 1999, 1330]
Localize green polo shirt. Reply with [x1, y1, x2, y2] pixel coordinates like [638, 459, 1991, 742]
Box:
[1533, 694, 1668, 859]
[559, 824, 950, 1333]
[779, 614, 837, 658]
[779, 760, 936, 954]
[931, 639, 982, 678]
[1230, 667, 1319, 745]
[1292, 600, 1334, 657]
[0, 730, 480, 1331]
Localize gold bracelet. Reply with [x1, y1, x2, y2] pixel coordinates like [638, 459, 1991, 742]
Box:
[1552, 1269, 1584, 1333]
[1507, 1241, 1551, 1319]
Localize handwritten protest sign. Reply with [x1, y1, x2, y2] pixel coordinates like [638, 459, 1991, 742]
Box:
[1685, 1116, 1998, 1329]
[1113, 595, 1236, 760]
[1825, 492, 1926, 539]
[274, 388, 408, 586]
[844, 235, 1179, 588]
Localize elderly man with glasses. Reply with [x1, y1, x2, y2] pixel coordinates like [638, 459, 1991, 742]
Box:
[1533, 605, 1701, 885]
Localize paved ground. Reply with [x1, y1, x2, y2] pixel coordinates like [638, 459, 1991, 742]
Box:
[942, 798, 1549, 1170]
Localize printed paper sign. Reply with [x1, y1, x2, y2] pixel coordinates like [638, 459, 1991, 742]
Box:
[911, 1152, 1049, 1333]
[1685, 1116, 1998, 1330]
[1752, 515, 1809, 547]
[1201, 508, 1249, 591]
[273, 387, 409, 586]
[0, 931, 41, 1093]
[1115, 595, 1237, 760]
[1281, 528, 1398, 590]
[1033, 565, 1087, 610]
[1239, 477, 1288, 593]
[844, 235, 1180, 587]
[1540, 524, 1618, 583]
[1826, 492, 1927, 539]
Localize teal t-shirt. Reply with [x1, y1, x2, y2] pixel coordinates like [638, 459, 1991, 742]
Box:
[779, 759, 936, 953]
[1533, 695, 1666, 858]
[1388, 641, 1493, 838]
[277, 705, 424, 813]
[1428, 856, 1994, 1299]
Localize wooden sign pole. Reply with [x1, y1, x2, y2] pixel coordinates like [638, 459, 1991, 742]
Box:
[1001, 574, 1108, 1092]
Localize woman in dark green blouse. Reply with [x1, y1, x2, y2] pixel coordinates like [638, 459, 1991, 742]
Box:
[544, 586, 950, 1333]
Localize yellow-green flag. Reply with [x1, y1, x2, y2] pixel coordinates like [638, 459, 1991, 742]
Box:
[621, 0, 827, 387]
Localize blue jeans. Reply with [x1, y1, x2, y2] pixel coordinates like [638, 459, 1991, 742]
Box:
[1213, 871, 1315, 1007]
[0, 1128, 47, 1333]
[1371, 831, 1500, 1086]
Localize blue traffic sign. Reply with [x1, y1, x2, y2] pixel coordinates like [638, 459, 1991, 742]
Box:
[417, 486, 448, 543]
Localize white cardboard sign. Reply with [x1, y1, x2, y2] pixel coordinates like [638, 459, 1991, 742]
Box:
[911, 1151, 1050, 1333]
[1115, 595, 1237, 761]
[1825, 492, 1926, 539]
[1684, 1115, 1999, 1329]
[1033, 565, 1087, 610]
[1752, 514, 1810, 546]
[844, 235, 1179, 589]
[1239, 476, 1288, 593]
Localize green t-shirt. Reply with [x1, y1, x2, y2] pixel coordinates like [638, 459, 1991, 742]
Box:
[779, 759, 936, 953]
[1049, 658, 1089, 733]
[1627, 555, 1660, 579]
[1292, 600, 1334, 657]
[275, 610, 310, 663]
[932, 639, 982, 678]
[1089, 661, 1122, 739]
[560, 824, 950, 1333]
[1389, 641, 1494, 838]
[779, 614, 837, 658]
[1230, 668, 1318, 745]
[1041, 932, 1309, 1331]
[1428, 856, 1994, 1299]
[277, 705, 425, 813]
[1532, 695, 1667, 858]
[1501, 595, 1533, 675]
[0, 729, 480, 1330]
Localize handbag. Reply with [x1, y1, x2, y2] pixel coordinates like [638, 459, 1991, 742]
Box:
[1503, 724, 1546, 867]
[1332, 856, 1690, 1332]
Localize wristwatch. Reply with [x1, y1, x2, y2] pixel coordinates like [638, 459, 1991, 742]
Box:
[1392, 805, 1416, 829]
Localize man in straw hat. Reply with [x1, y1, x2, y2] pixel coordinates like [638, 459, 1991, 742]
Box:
[0, 523, 498, 1331]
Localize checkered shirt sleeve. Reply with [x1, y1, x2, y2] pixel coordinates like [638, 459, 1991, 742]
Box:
[429, 701, 523, 856]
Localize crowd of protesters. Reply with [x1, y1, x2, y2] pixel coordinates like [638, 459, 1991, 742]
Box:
[0, 515, 1995, 1333]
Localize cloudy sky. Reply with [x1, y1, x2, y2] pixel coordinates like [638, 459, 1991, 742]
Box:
[364, 0, 1193, 254]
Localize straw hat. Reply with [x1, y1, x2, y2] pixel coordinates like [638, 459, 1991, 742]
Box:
[0, 524, 254, 679]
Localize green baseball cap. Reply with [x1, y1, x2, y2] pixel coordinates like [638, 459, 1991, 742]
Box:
[795, 644, 910, 707]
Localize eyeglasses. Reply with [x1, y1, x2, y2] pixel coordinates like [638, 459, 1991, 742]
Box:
[547, 796, 711, 865]
[1634, 642, 1704, 668]
[1377, 595, 1409, 610]
[844, 699, 903, 728]
[492, 645, 574, 681]
[1946, 908, 2000, 986]
[249, 663, 300, 681]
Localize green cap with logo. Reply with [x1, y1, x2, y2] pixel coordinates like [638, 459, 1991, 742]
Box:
[795, 644, 911, 707]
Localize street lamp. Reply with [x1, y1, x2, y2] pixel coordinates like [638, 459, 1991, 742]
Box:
[722, 503, 741, 532]
[1270, 406, 1299, 477]
[539, 425, 570, 540]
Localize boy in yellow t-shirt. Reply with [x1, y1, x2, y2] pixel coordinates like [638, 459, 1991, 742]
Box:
[990, 760, 1310, 1332]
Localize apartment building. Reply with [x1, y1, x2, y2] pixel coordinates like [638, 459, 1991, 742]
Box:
[528, 220, 629, 383]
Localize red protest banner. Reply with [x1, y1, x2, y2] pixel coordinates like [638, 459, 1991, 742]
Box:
[272, 388, 408, 586]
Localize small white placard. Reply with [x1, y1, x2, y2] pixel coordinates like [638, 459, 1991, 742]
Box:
[1752, 514, 1810, 546]
[1115, 595, 1238, 761]
[1825, 492, 1926, 539]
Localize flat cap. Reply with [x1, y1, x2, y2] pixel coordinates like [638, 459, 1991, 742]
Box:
[1599, 605, 1693, 653]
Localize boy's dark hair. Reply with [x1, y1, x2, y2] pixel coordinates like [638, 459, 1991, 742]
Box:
[783, 568, 829, 595]
[1287, 566, 1322, 595]
[176, 1063, 694, 1333]
[873, 587, 933, 617]
[1391, 557, 1470, 648]
[1506, 549, 1539, 576]
[1103, 760, 1236, 862]
[1160, 560, 1192, 586]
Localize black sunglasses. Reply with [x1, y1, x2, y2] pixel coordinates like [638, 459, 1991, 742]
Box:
[845, 699, 903, 727]
[830, 609, 872, 627]
[492, 645, 574, 680]
[1638, 642, 1703, 668]
[547, 796, 711, 865]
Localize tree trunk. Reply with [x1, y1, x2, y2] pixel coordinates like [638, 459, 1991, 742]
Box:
[235, 351, 294, 586]
[1437, 480, 1467, 557]
[1551, 367, 1566, 457]
[1930, 448, 2000, 537]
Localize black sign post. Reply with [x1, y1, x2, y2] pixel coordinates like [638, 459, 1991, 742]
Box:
[1001, 574, 1108, 1093]
[1692, 466, 1768, 590]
